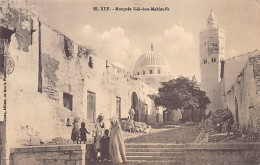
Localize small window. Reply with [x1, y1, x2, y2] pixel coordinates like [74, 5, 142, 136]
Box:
[88, 56, 93, 68]
[64, 36, 73, 58]
[137, 72, 139, 75]
[87, 91, 96, 122]
[143, 71, 145, 75]
[150, 70, 153, 74]
[157, 70, 160, 74]
[63, 93, 73, 111]
[203, 59, 207, 64]
[211, 57, 216, 62]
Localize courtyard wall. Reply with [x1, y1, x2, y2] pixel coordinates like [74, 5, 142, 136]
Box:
[223, 53, 260, 133]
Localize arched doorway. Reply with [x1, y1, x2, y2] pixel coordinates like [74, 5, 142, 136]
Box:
[131, 92, 139, 121]
[235, 97, 239, 124]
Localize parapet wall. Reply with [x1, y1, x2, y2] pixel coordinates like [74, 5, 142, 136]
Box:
[8, 143, 260, 165]
[10, 145, 86, 165]
[185, 143, 260, 165]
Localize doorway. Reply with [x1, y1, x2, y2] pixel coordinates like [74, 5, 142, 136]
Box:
[235, 97, 239, 125]
[131, 92, 139, 121]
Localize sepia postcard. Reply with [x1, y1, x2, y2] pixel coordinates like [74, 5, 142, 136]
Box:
[0, 0, 260, 164]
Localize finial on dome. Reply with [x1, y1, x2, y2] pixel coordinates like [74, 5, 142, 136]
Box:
[151, 44, 153, 51]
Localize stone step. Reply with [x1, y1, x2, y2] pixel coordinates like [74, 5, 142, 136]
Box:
[126, 151, 184, 157]
[86, 160, 185, 165]
[126, 148, 185, 152]
[126, 155, 185, 161]
[125, 143, 185, 148]
[127, 160, 185, 165]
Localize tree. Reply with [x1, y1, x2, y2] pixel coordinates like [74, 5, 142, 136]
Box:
[148, 76, 210, 122]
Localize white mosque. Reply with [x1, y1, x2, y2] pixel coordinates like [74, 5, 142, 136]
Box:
[133, 44, 181, 124]
[133, 44, 174, 89]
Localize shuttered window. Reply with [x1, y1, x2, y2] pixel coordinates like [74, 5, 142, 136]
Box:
[116, 97, 121, 119]
[87, 91, 96, 122]
[63, 93, 73, 111]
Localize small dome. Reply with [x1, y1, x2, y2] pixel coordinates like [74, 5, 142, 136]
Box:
[135, 51, 169, 69]
[111, 62, 127, 71]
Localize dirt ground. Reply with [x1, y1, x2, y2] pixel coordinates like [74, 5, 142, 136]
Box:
[125, 123, 200, 143]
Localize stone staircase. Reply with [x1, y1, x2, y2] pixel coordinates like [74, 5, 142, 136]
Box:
[125, 143, 185, 165]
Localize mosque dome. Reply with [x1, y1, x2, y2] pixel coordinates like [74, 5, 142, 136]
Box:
[134, 44, 171, 76]
[133, 44, 173, 89]
[135, 51, 169, 69]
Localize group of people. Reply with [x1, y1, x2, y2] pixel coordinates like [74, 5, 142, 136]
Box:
[71, 114, 127, 165]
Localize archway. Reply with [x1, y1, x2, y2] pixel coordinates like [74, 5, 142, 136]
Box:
[235, 97, 239, 125]
[131, 92, 139, 121]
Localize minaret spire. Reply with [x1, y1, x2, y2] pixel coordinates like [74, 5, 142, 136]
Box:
[207, 10, 217, 29]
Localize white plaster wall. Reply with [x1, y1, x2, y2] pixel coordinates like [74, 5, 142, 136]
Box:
[4, 17, 158, 149]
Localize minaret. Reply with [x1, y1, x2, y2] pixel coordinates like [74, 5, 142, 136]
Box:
[200, 10, 225, 111]
[207, 10, 218, 29]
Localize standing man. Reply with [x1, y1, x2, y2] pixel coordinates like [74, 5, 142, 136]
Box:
[129, 106, 135, 120]
[128, 106, 135, 133]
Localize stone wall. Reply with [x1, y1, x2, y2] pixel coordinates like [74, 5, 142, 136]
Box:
[185, 143, 260, 165]
[0, 121, 6, 165]
[10, 145, 86, 165]
[0, 5, 157, 152]
[223, 53, 260, 133]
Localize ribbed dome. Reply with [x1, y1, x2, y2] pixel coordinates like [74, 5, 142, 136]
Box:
[135, 51, 169, 69]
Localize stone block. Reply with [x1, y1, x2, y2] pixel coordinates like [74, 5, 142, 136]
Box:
[66, 160, 76, 165]
[45, 145, 59, 152]
[58, 145, 82, 151]
[11, 147, 33, 153]
[70, 152, 83, 160]
[32, 146, 47, 152]
[76, 160, 83, 165]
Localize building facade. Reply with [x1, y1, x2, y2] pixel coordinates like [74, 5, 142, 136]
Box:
[200, 11, 260, 134]
[0, 4, 158, 164]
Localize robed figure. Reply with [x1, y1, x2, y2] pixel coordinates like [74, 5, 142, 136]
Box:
[109, 117, 127, 165]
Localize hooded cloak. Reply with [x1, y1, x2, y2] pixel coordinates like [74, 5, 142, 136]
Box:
[109, 117, 127, 164]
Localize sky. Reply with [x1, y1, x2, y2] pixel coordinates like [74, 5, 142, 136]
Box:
[20, 0, 260, 81]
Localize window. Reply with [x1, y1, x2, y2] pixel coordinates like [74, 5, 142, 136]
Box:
[87, 91, 96, 122]
[150, 70, 153, 74]
[64, 36, 73, 58]
[137, 72, 139, 75]
[157, 70, 160, 74]
[211, 57, 216, 62]
[203, 59, 207, 64]
[88, 56, 93, 68]
[143, 71, 145, 75]
[116, 97, 121, 119]
[63, 93, 73, 111]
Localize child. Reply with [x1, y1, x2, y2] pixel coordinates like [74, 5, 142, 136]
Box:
[100, 129, 110, 161]
[71, 117, 80, 144]
[79, 122, 90, 144]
